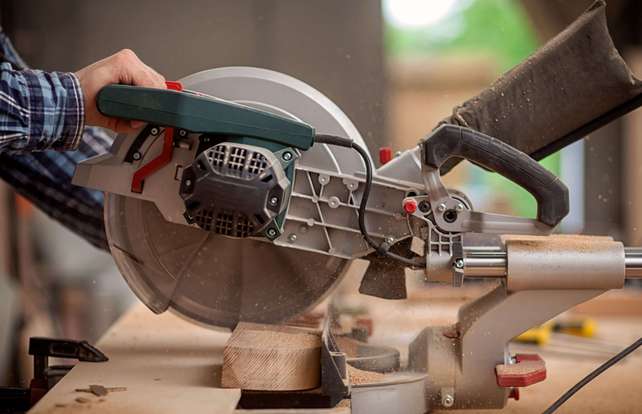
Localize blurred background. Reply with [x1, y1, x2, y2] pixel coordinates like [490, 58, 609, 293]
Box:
[0, 0, 641, 391]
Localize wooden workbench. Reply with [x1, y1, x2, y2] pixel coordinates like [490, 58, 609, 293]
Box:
[29, 304, 347, 414]
[29, 305, 241, 414]
[29, 291, 642, 413]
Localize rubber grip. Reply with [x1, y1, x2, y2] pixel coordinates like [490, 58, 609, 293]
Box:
[422, 124, 569, 227]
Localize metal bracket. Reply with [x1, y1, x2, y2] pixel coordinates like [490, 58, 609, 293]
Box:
[409, 284, 607, 410]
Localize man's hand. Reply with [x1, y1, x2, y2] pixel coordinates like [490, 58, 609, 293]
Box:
[75, 49, 165, 133]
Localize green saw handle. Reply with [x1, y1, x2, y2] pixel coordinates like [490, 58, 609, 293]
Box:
[421, 124, 569, 227]
[96, 84, 315, 150]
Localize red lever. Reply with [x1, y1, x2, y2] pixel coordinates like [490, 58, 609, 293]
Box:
[130, 81, 183, 193]
[379, 147, 393, 165]
[496, 354, 546, 388]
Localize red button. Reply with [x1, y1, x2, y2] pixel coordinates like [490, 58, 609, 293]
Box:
[403, 199, 418, 214]
[379, 147, 393, 165]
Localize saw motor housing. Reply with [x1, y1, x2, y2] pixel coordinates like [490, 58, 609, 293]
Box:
[180, 140, 294, 240]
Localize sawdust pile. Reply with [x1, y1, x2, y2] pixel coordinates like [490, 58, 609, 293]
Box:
[347, 364, 384, 385]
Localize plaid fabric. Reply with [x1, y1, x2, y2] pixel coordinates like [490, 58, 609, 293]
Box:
[0, 64, 84, 152]
[0, 28, 110, 250]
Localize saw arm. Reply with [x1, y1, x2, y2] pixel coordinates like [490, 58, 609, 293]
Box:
[78, 80, 572, 279]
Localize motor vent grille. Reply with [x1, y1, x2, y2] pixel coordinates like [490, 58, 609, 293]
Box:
[181, 142, 288, 238]
[209, 145, 226, 168]
[248, 152, 269, 175]
[193, 209, 215, 231]
[193, 209, 255, 237]
[205, 144, 268, 179]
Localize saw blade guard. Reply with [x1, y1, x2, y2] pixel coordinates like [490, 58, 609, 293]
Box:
[101, 67, 370, 328]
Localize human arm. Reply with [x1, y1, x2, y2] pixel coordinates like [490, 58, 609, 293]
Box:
[0, 49, 165, 155]
[0, 27, 165, 249]
[0, 127, 113, 250]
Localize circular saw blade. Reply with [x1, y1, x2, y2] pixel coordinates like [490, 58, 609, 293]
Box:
[106, 67, 366, 328]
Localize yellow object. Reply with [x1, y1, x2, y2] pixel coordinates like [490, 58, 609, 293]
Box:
[553, 318, 596, 338]
[515, 322, 552, 346]
[514, 318, 597, 346]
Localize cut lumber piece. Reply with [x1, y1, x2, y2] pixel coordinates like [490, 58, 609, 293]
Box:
[221, 322, 322, 391]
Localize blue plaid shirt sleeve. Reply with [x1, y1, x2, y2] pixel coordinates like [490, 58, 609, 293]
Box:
[0, 64, 85, 153]
[0, 28, 109, 250]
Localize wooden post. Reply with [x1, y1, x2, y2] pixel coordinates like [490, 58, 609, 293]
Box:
[221, 322, 321, 391]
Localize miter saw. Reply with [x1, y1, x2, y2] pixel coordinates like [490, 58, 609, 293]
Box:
[71, 2, 642, 412]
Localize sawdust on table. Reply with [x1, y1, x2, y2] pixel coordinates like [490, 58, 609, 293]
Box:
[347, 364, 385, 385]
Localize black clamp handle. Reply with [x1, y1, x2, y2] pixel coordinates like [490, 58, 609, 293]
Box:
[421, 125, 569, 228]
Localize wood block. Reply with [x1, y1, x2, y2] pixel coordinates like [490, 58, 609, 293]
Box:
[221, 322, 321, 391]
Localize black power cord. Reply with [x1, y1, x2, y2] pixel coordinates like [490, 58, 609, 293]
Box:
[543, 337, 642, 413]
[314, 134, 425, 267]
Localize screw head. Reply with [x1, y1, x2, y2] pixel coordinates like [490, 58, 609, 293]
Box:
[266, 228, 277, 238]
[132, 152, 142, 160]
[269, 196, 279, 206]
[287, 233, 297, 243]
[184, 179, 192, 187]
[344, 180, 357, 190]
[178, 129, 188, 137]
[442, 394, 454, 408]
[456, 203, 465, 211]
[437, 203, 447, 212]
[282, 151, 293, 161]
[454, 258, 464, 269]
[150, 127, 159, 136]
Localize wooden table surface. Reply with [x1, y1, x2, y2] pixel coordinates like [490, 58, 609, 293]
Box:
[29, 289, 642, 414]
[29, 305, 241, 414]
